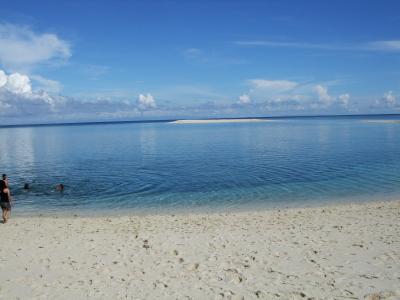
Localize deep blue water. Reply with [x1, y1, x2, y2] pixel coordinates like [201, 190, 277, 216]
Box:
[1, 115, 400, 215]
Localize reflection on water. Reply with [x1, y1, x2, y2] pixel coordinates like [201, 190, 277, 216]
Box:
[1, 128, 34, 166]
[140, 126, 157, 158]
[0, 115, 400, 215]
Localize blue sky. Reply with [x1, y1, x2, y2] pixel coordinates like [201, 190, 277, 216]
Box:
[0, 0, 399, 124]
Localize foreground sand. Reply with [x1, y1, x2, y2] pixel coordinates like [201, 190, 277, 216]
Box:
[1, 201, 399, 299]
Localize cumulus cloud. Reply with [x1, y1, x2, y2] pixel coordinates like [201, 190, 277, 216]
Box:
[0, 70, 61, 117]
[0, 70, 163, 122]
[238, 94, 251, 104]
[6, 73, 32, 94]
[137, 93, 157, 110]
[313, 85, 333, 104]
[339, 93, 350, 107]
[237, 78, 355, 113]
[312, 86, 353, 109]
[0, 70, 7, 87]
[0, 23, 71, 71]
[376, 91, 396, 107]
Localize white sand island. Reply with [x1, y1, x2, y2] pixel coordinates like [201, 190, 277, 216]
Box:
[170, 118, 270, 124]
[0, 200, 399, 299]
[363, 120, 400, 124]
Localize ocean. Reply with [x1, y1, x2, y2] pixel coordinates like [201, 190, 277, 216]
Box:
[1, 115, 400, 215]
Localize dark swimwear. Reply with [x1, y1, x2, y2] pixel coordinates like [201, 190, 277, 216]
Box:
[0, 179, 11, 210]
[0, 201, 11, 210]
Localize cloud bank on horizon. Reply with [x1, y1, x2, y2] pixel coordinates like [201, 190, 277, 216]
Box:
[0, 1, 399, 124]
[2, 66, 396, 124]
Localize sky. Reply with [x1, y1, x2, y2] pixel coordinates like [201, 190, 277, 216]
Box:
[0, 0, 399, 124]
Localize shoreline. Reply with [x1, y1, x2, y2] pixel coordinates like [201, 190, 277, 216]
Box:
[1, 199, 399, 299]
[10, 194, 400, 218]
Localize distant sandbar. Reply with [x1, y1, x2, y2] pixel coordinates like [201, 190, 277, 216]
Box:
[170, 118, 269, 124]
[363, 120, 400, 124]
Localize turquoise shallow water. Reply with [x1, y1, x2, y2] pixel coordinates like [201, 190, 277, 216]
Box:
[1, 115, 400, 215]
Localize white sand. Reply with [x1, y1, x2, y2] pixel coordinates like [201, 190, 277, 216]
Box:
[363, 120, 400, 124]
[1, 200, 399, 299]
[170, 119, 269, 124]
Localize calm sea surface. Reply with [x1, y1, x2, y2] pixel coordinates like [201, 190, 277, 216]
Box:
[1, 115, 400, 215]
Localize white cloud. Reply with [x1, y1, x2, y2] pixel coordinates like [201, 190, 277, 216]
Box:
[0, 69, 7, 87]
[0, 70, 62, 117]
[238, 94, 251, 104]
[6, 72, 32, 94]
[313, 85, 332, 104]
[0, 70, 163, 122]
[0, 101, 11, 110]
[0, 23, 71, 71]
[236, 39, 400, 52]
[137, 93, 157, 110]
[240, 78, 354, 112]
[263, 97, 305, 111]
[339, 93, 350, 107]
[236, 40, 335, 50]
[367, 41, 400, 52]
[377, 91, 396, 107]
[248, 79, 298, 91]
[30, 75, 62, 94]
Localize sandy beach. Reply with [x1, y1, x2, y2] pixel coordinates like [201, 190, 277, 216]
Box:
[0, 200, 399, 299]
[170, 119, 270, 124]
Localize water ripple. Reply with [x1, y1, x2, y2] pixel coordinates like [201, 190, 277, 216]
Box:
[1, 117, 400, 215]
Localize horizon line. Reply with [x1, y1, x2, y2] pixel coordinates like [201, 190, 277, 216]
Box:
[1, 113, 399, 129]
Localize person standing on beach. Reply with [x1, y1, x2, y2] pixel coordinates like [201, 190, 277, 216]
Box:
[0, 174, 12, 223]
